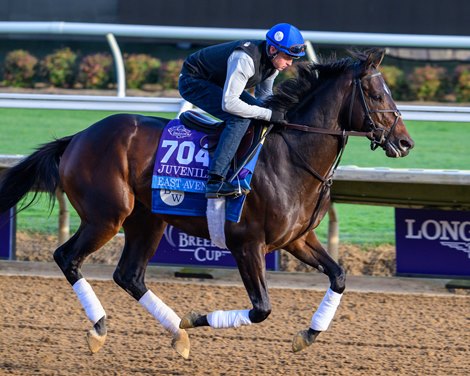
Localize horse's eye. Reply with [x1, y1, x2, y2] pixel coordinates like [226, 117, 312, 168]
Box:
[370, 94, 383, 101]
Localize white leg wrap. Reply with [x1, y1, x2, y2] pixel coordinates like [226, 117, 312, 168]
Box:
[139, 290, 181, 335]
[207, 309, 252, 329]
[206, 197, 228, 249]
[310, 288, 342, 331]
[72, 278, 106, 324]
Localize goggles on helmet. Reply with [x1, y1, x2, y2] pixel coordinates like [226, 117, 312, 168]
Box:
[266, 37, 306, 58]
[282, 44, 306, 56]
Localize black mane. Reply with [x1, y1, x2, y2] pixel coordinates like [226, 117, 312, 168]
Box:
[265, 50, 371, 112]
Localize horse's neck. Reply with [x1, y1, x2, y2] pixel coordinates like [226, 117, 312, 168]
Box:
[262, 78, 348, 191]
[292, 78, 347, 131]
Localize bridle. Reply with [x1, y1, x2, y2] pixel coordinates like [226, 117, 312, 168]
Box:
[275, 69, 403, 233]
[276, 70, 403, 184]
[279, 71, 402, 152]
[348, 72, 402, 151]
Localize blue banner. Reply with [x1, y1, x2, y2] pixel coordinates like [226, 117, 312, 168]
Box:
[0, 208, 14, 259]
[150, 225, 279, 270]
[395, 208, 470, 277]
[151, 119, 261, 223]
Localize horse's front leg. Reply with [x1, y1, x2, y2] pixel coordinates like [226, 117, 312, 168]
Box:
[180, 243, 271, 330]
[283, 230, 345, 353]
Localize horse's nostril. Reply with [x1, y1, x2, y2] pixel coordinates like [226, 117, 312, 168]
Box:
[399, 139, 413, 151]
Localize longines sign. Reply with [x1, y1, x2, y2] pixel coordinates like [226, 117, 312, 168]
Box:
[395, 208, 470, 277]
[150, 225, 279, 270]
[0, 209, 14, 259]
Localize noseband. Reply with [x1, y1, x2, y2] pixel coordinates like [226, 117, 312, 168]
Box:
[348, 72, 402, 151]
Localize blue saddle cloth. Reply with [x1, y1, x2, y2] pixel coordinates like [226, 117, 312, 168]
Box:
[151, 119, 262, 222]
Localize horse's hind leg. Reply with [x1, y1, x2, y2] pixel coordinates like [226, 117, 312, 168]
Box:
[180, 243, 271, 331]
[112, 202, 190, 359]
[283, 230, 345, 353]
[54, 219, 124, 353]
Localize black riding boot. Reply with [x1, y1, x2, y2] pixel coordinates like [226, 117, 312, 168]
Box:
[205, 174, 242, 198]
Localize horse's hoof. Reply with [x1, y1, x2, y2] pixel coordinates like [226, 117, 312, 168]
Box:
[86, 328, 107, 354]
[171, 329, 190, 359]
[179, 311, 202, 329]
[292, 329, 319, 353]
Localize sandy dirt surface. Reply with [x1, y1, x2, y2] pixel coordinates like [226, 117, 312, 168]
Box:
[0, 275, 469, 376]
[2, 233, 468, 375]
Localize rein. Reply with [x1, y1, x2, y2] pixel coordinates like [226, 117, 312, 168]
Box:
[279, 72, 401, 147]
[274, 70, 402, 234]
[280, 123, 371, 138]
[278, 124, 349, 236]
[276, 71, 403, 185]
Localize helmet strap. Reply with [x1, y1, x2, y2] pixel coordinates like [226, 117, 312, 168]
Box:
[266, 45, 279, 60]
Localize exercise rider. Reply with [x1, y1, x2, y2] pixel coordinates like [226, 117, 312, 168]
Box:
[178, 23, 306, 198]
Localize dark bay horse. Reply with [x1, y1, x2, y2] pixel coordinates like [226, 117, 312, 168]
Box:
[0, 49, 413, 358]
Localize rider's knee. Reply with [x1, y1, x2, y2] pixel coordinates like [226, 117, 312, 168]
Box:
[249, 307, 272, 323]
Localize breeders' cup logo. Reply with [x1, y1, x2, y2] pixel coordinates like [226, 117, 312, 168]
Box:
[163, 225, 231, 263]
[163, 225, 177, 247]
[168, 125, 192, 139]
[405, 219, 470, 258]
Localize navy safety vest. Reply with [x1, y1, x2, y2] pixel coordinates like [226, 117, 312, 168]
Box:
[182, 40, 276, 89]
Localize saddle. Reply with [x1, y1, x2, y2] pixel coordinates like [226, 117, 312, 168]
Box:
[152, 111, 270, 222]
[179, 110, 265, 175]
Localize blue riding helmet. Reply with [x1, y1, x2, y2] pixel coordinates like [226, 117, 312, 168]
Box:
[266, 23, 306, 58]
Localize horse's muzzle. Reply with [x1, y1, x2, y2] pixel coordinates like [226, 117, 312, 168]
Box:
[385, 136, 414, 158]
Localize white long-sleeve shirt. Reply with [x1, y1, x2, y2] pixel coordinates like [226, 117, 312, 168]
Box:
[222, 50, 278, 121]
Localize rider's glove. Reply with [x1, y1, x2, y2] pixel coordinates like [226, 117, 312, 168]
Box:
[270, 110, 287, 125]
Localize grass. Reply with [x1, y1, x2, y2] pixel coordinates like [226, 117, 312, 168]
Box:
[0, 109, 174, 237]
[1, 108, 469, 245]
[317, 120, 470, 244]
[0, 109, 174, 154]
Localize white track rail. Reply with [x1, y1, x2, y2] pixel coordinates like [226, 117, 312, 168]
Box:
[2, 22, 470, 49]
[0, 22, 469, 121]
[0, 93, 184, 113]
[0, 93, 469, 122]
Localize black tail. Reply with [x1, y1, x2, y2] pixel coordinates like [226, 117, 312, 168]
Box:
[0, 136, 74, 213]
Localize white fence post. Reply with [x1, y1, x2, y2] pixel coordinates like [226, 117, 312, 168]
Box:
[106, 33, 126, 97]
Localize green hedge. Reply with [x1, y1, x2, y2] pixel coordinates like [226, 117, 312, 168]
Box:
[0, 48, 182, 91]
[1, 47, 469, 102]
[124, 53, 161, 89]
[40, 47, 78, 88]
[454, 64, 470, 102]
[2, 49, 38, 88]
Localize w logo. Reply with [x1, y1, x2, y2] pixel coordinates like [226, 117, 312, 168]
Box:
[160, 189, 185, 206]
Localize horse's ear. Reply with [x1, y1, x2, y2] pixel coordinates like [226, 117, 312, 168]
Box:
[366, 49, 386, 69]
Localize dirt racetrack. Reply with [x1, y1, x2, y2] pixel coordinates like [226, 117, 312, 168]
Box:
[0, 273, 469, 376]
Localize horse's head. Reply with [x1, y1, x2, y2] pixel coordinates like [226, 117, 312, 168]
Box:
[346, 49, 414, 157]
[266, 49, 414, 157]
